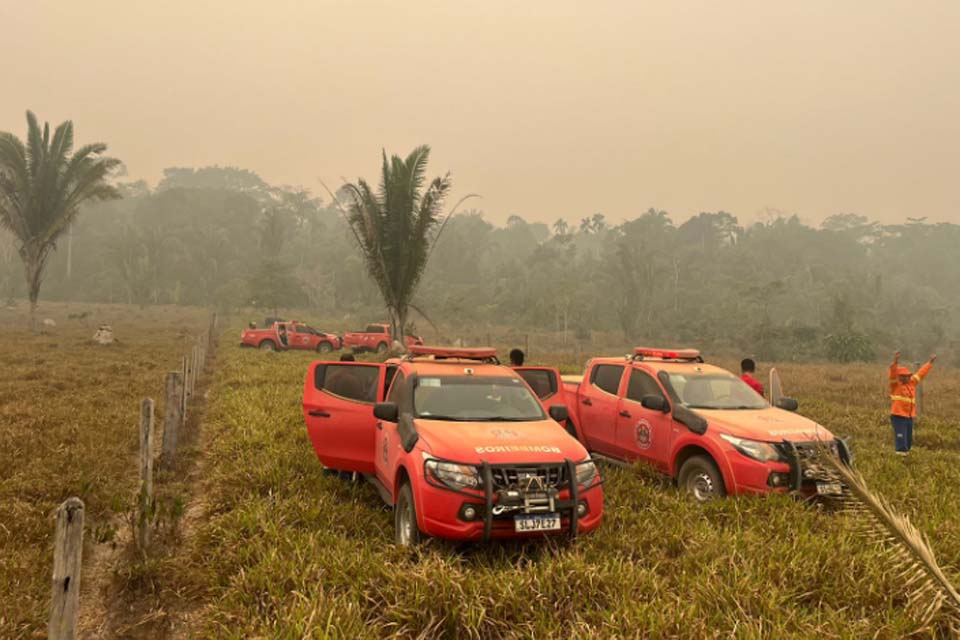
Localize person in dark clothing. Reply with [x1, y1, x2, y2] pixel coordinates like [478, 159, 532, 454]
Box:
[340, 353, 356, 361]
[740, 358, 764, 396]
[509, 348, 525, 367]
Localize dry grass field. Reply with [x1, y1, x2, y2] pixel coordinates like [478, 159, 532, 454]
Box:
[139, 331, 958, 638]
[3, 308, 959, 638]
[0, 302, 209, 637]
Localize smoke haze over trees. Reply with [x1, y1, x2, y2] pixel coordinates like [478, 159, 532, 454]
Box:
[1, 165, 955, 363]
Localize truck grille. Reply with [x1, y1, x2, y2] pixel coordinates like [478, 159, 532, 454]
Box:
[489, 465, 568, 491]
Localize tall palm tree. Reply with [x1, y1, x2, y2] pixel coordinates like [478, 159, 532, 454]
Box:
[336, 145, 470, 346]
[0, 111, 121, 328]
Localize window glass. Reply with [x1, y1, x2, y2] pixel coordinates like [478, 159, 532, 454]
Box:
[318, 364, 381, 403]
[413, 376, 545, 421]
[591, 364, 624, 395]
[366, 324, 385, 333]
[665, 373, 767, 410]
[384, 366, 400, 399]
[626, 369, 663, 402]
[516, 369, 557, 399]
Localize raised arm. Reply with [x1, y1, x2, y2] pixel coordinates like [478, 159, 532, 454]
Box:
[889, 351, 900, 387]
[914, 354, 936, 382]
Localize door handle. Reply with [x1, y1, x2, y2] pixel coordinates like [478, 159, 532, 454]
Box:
[619, 410, 631, 418]
[582, 398, 593, 406]
[308, 410, 330, 418]
[376, 422, 383, 430]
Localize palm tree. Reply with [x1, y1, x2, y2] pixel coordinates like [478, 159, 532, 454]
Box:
[335, 145, 470, 346]
[0, 111, 121, 328]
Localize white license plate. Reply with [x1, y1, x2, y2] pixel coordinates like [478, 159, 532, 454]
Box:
[514, 513, 561, 532]
[816, 481, 843, 496]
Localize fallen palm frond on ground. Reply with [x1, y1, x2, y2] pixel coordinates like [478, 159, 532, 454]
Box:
[818, 448, 960, 635]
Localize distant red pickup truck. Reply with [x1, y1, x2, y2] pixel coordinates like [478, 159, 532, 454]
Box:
[341, 323, 423, 353]
[241, 321, 341, 353]
[515, 347, 851, 501]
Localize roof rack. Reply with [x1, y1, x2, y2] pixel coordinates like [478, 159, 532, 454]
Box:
[405, 345, 500, 364]
[631, 346, 703, 362]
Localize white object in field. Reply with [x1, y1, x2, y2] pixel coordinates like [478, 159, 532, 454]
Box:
[392, 339, 404, 352]
[769, 367, 784, 406]
[92, 325, 114, 345]
[43, 318, 56, 327]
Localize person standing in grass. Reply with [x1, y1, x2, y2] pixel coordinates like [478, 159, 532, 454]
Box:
[889, 351, 936, 455]
[509, 349, 525, 367]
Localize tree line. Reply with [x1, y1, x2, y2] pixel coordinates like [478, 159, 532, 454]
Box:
[2, 114, 955, 363]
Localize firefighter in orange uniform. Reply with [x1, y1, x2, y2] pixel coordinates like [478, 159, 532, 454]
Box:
[889, 351, 936, 455]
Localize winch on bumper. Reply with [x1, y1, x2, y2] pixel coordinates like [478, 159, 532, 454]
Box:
[423, 458, 603, 542]
[771, 438, 853, 494]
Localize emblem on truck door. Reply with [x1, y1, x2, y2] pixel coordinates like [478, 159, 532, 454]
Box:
[635, 419, 653, 450]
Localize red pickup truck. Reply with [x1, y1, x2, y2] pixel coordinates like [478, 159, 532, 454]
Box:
[241, 321, 341, 353]
[302, 346, 603, 545]
[515, 347, 850, 501]
[341, 323, 423, 354]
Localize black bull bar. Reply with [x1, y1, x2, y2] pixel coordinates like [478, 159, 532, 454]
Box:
[780, 437, 853, 491]
[475, 458, 601, 542]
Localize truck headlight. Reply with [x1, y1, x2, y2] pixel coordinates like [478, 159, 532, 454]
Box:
[720, 433, 783, 463]
[575, 459, 598, 487]
[424, 457, 480, 490]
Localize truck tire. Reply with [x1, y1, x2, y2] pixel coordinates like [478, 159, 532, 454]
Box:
[678, 455, 726, 502]
[259, 340, 277, 352]
[376, 342, 388, 354]
[317, 341, 333, 353]
[395, 482, 424, 546]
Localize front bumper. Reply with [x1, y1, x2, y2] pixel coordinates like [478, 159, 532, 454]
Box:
[724, 438, 852, 495]
[417, 458, 603, 541]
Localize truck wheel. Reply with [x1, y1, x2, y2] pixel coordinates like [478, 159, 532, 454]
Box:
[259, 340, 276, 352]
[376, 342, 388, 354]
[395, 482, 423, 546]
[317, 341, 333, 353]
[678, 455, 726, 502]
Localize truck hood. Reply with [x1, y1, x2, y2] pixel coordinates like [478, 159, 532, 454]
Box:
[415, 418, 588, 464]
[695, 407, 834, 443]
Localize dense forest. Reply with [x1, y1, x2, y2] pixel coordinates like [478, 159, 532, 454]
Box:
[1, 166, 955, 363]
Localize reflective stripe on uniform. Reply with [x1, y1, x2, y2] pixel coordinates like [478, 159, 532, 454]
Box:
[890, 395, 916, 404]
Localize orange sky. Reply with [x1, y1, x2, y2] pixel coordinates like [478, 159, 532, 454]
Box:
[2, 1, 958, 225]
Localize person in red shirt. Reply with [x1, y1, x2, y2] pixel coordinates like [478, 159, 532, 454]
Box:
[740, 358, 764, 397]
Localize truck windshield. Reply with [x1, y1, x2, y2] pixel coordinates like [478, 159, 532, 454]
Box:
[414, 376, 546, 422]
[665, 373, 768, 410]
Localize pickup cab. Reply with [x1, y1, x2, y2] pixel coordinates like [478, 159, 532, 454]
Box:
[241, 321, 341, 353]
[341, 323, 424, 354]
[516, 347, 850, 501]
[302, 346, 603, 545]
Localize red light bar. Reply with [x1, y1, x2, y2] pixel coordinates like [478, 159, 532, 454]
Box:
[633, 346, 701, 360]
[408, 345, 498, 360]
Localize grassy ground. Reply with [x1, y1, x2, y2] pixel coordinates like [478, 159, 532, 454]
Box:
[0, 302, 209, 638]
[148, 335, 960, 638]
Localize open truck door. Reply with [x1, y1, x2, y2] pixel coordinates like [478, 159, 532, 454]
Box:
[769, 367, 783, 406]
[303, 361, 386, 474]
[514, 366, 578, 439]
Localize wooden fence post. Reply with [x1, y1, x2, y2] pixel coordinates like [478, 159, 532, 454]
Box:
[161, 372, 183, 467]
[48, 497, 84, 640]
[192, 346, 199, 392]
[181, 355, 189, 418]
[137, 397, 154, 551]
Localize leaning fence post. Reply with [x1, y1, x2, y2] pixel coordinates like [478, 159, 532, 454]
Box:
[48, 497, 84, 640]
[161, 372, 183, 467]
[181, 355, 189, 418]
[137, 398, 155, 551]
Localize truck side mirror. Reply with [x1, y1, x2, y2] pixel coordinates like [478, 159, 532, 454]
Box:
[548, 405, 569, 422]
[640, 394, 669, 412]
[373, 402, 399, 422]
[775, 397, 799, 412]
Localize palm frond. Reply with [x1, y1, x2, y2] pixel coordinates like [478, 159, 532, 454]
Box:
[817, 448, 960, 632]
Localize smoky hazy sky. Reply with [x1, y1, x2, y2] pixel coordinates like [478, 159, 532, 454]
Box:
[2, 1, 958, 226]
